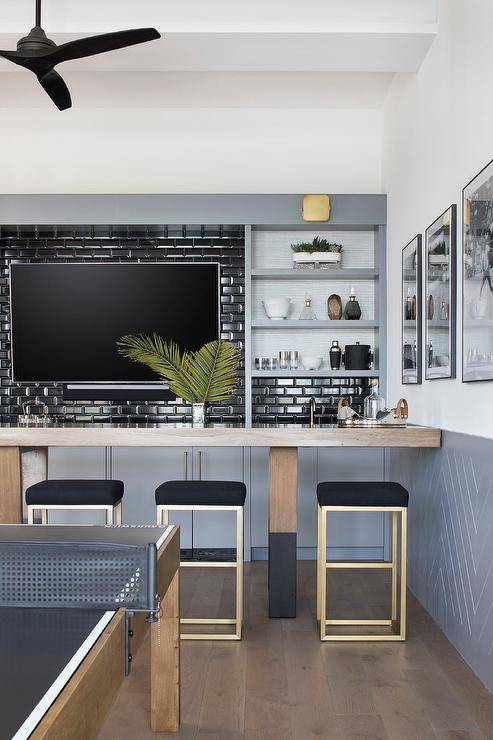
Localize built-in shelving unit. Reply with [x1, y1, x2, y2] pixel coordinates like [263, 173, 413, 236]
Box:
[245, 199, 387, 424]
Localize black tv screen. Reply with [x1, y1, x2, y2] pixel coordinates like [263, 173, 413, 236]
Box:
[10, 263, 220, 382]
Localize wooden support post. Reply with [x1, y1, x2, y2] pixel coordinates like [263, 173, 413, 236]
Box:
[0, 446, 22, 523]
[268, 446, 298, 618]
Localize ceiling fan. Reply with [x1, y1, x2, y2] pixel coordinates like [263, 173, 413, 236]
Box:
[0, 0, 161, 110]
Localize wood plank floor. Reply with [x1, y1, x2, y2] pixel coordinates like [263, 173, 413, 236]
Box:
[97, 562, 493, 740]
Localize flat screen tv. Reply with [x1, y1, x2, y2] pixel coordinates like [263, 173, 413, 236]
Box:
[10, 263, 220, 383]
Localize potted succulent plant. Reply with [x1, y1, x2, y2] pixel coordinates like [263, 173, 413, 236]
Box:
[291, 237, 343, 269]
[118, 334, 240, 427]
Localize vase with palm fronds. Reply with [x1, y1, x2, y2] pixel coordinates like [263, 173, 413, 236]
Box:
[118, 334, 240, 427]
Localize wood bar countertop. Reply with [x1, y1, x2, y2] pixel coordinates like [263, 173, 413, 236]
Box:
[0, 423, 441, 448]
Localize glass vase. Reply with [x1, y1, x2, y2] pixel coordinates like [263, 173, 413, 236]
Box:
[192, 403, 206, 427]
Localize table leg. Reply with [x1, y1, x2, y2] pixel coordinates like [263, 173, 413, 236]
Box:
[21, 447, 48, 521]
[0, 446, 22, 523]
[268, 446, 298, 618]
[151, 530, 180, 731]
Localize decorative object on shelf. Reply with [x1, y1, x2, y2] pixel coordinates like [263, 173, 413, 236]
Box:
[425, 204, 457, 380]
[402, 234, 422, 385]
[439, 299, 449, 321]
[117, 334, 240, 427]
[299, 297, 317, 320]
[262, 297, 291, 319]
[329, 340, 342, 370]
[363, 379, 386, 419]
[0, 0, 161, 111]
[301, 356, 323, 370]
[463, 158, 493, 381]
[291, 237, 343, 269]
[327, 293, 342, 320]
[343, 342, 372, 371]
[302, 194, 330, 222]
[343, 287, 362, 320]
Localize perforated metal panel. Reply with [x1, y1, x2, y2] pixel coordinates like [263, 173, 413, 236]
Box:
[0, 541, 158, 611]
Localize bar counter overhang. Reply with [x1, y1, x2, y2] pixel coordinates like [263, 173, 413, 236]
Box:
[0, 422, 441, 617]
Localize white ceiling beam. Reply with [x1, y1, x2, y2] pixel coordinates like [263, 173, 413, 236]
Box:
[0, 31, 436, 73]
[0, 71, 393, 109]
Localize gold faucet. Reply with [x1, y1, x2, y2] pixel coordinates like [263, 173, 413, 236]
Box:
[309, 397, 317, 428]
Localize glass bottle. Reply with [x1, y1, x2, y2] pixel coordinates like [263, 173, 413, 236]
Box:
[299, 297, 317, 320]
[363, 379, 386, 420]
[344, 287, 362, 320]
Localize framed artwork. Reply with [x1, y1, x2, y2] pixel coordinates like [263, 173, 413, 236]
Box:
[463, 159, 493, 382]
[424, 204, 457, 380]
[402, 235, 422, 384]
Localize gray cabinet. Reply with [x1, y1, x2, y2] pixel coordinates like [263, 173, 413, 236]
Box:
[192, 447, 246, 551]
[112, 447, 193, 546]
[248, 446, 386, 559]
[47, 446, 106, 524]
[317, 448, 386, 557]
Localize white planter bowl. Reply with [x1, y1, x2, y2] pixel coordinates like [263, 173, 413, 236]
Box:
[293, 251, 341, 269]
[262, 297, 291, 320]
[301, 356, 323, 370]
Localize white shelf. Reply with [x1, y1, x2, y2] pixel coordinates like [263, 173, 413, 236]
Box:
[251, 268, 378, 280]
[252, 320, 378, 329]
[252, 369, 379, 378]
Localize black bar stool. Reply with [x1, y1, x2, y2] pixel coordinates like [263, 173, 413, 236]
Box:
[316, 481, 408, 641]
[155, 479, 246, 641]
[26, 480, 124, 525]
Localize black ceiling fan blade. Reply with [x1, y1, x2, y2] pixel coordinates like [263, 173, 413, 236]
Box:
[0, 49, 28, 68]
[37, 69, 72, 110]
[50, 28, 160, 65]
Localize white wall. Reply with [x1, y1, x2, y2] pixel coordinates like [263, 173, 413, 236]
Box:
[0, 108, 381, 194]
[383, 0, 493, 438]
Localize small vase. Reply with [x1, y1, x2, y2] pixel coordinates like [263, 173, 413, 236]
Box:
[192, 403, 206, 427]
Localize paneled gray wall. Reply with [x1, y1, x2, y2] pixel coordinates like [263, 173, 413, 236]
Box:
[389, 430, 493, 692]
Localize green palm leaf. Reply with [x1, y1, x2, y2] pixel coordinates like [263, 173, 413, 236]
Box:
[117, 334, 239, 404]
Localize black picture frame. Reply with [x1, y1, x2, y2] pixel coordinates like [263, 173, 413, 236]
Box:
[462, 158, 493, 382]
[424, 204, 457, 380]
[402, 235, 422, 384]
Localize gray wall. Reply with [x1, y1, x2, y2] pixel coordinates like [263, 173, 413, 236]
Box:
[389, 430, 493, 693]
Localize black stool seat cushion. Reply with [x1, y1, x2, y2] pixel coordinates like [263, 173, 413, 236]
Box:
[317, 481, 409, 508]
[156, 480, 246, 507]
[26, 479, 124, 506]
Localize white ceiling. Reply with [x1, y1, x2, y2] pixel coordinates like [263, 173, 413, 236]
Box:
[0, 0, 437, 108]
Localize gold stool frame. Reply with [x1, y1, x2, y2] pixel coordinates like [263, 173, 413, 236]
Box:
[27, 500, 122, 525]
[157, 503, 243, 641]
[317, 504, 407, 641]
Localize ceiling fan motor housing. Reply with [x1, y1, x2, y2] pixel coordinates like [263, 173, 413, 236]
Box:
[17, 26, 56, 54]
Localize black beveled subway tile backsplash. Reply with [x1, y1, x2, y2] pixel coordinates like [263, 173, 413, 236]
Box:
[252, 376, 375, 425]
[0, 224, 245, 424]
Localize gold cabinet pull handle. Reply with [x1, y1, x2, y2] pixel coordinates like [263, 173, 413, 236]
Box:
[183, 450, 189, 480]
[198, 450, 203, 480]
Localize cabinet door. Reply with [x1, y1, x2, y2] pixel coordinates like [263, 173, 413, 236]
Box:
[297, 447, 319, 550]
[317, 448, 385, 556]
[192, 447, 245, 550]
[47, 446, 106, 525]
[112, 446, 193, 546]
[249, 447, 269, 553]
